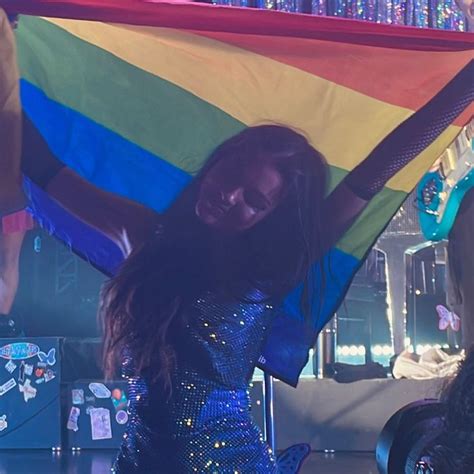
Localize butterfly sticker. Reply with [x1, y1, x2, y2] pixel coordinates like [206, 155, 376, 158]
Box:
[436, 305, 461, 332]
[276, 443, 311, 473]
[37, 348, 56, 366]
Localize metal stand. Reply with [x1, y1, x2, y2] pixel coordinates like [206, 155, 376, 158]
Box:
[376, 234, 424, 354]
[405, 240, 447, 354]
[263, 372, 276, 454]
[312, 316, 337, 378]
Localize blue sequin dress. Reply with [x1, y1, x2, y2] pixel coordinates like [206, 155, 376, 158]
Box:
[112, 288, 278, 473]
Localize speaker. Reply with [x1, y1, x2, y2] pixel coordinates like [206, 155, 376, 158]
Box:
[14, 230, 105, 338]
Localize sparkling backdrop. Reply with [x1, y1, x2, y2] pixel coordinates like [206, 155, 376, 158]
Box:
[213, 0, 467, 31]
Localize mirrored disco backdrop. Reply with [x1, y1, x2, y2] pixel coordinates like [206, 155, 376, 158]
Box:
[212, 0, 467, 32]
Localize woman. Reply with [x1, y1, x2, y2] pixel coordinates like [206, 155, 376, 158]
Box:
[1, 12, 472, 470]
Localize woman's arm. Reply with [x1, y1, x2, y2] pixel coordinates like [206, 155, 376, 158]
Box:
[22, 115, 161, 257]
[0, 10, 27, 216]
[320, 182, 368, 253]
[321, 60, 473, 252]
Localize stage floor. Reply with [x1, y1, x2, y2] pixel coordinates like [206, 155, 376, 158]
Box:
[0, 450, 378, 473]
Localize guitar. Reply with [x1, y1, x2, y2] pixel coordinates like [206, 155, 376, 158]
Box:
[417, 121, 473, 241]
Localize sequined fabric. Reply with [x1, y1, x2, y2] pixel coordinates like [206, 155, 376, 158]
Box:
[113, 289, 278, 473]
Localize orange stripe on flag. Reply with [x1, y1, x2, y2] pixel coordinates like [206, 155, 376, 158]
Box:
[191, 29, 472, 121]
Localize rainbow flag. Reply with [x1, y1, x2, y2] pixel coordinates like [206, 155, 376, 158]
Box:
[2, 0, 473, 385]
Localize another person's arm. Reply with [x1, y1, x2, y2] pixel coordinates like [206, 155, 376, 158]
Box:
[321, 60, 473, 253]
[0, 9, 27, 216]
[0, 230, 26, 315]
[22, 115, 161, 257]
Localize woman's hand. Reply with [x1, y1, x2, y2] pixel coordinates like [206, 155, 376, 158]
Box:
[22, 112, 162, 257]
[46, 168, 162, 257]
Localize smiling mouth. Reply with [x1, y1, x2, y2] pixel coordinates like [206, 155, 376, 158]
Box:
[195, 198, 225, 222]
[206, 198, 228, 216]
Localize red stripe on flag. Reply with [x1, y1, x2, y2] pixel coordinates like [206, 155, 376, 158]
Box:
[1, 0, 473, 52]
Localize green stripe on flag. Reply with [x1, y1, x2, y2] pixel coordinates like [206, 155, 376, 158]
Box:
[16, 16, 245, 174]
[337, 188, 408, 258]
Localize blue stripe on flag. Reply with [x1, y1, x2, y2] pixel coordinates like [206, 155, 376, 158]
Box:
[21, 80, 192, 212]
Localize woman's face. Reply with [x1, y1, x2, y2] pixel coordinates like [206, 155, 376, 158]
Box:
[195, 156, 286, 233]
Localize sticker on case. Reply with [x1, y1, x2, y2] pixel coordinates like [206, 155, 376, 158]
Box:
[5, 360, 16, 374]
[24, 364, 33, 376]
[72, 389, 85, 405]
[35, 367, 45, 378]
[0, 415, 7, 432]
[37, 348, 56, 366]
[44, 369, 55, 383]
[111, 389, 128, 412]
[0, 342, 39, 360]
[19, 379, 37, 402]
[18, 362, 26, 383]
[89, 383, 111, 399]
[115, 410, 128, 425]
[90, 408, 112, 440]
[67, 407, 80, 432]
[0, 378, 16, 396]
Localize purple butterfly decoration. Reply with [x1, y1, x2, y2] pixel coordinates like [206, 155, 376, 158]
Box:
[436, 305, 461, 332]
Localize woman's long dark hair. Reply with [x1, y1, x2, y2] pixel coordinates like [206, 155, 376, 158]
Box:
[424, 347, 474, 472]
[100, 125, 328, 392]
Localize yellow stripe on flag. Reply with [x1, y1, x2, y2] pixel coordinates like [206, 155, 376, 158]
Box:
[44, 20, 411, 168]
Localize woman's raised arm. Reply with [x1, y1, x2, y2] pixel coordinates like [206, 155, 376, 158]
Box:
[320, 60, 473, 254]
[22, 115, 161, 257]
[0, 9, 159, 258]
